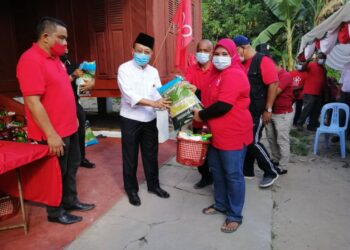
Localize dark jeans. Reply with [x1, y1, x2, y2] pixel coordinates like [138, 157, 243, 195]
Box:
[293, 99, 303, 125]
[47, 132, 80, 217]
[77, 102, 86, 159]
[297, 94, 322, 128]
[193, 127, 212, 181]
[338, 91, 350, 128]
[243, 115, 278, 178]
[208, 145, 247, 222]
[121, 117, 160, 194]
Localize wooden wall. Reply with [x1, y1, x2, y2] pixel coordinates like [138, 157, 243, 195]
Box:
[0, 0, 202, 98]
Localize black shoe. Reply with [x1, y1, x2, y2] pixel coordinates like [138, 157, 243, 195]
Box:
[148, 187, 170, 198]
[275, 167, 288, 175]
[272, 162, 288, 175]
[48, 212, 82, 225]
[127, 192, 141, 206]
[194, 178, 213, 189]
[306, 126, 317, 132]
[64, 202, 95, 212]
[80, 158, 96, 168]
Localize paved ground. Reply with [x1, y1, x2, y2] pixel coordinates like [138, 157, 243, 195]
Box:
[67, 136, 350, 250]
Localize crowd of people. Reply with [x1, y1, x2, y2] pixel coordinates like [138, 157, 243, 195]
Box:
[15, 16, 345, 234]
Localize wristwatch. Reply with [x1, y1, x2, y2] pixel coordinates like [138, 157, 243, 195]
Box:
[265, 107, 272, 113]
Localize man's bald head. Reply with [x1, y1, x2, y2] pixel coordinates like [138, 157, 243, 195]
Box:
[197, 39, 213, 53]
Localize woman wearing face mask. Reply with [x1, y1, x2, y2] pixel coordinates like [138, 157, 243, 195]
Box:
[193, 38, 253, 233]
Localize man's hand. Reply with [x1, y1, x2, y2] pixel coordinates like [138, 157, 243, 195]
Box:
[193, 109, 203, 122]
[262, 111, 272, 124]
[47, 132, 65, 157]
[153, 98, 171, 109]
[79, 79, 95, 92]
[72, 69, 84, 78]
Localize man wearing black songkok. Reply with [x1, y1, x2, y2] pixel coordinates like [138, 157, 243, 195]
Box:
[117, 32, 171, 206]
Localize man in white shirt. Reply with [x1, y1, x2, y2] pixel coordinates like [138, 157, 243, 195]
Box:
[117, 32, 171, 206]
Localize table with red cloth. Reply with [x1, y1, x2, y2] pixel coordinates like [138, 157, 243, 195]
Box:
[0, 141, 62, 206]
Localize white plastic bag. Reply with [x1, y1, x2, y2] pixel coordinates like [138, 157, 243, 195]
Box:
[156, 110, 169, 143]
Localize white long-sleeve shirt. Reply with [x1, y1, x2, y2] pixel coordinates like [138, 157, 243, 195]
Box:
[117, 60, 162, 122]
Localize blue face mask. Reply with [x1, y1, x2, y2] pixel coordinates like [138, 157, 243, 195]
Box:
[196, 52, 210, 64]
[134, 53, 151, 66]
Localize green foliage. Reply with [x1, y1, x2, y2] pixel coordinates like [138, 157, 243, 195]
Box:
[290, 128, 312, 156]
[326, 66, 341, 82]
[202, 0, 277, 41]
[252, 22, 284, 47]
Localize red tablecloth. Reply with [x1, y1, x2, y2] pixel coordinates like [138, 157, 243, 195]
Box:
[0, 141, 62, 206]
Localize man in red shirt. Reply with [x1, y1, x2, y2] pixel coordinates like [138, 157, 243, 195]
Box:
[184, 39, 213, 189]
[290, 61, 308, 125]
[265, 62, 294, 173]
[296, 53, 327, 131]
[233, 35, 279, 188]
[16, 17, 94, 225]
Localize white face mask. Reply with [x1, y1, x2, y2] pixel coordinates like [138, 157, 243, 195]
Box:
[295, 64, 303, 71]
[195, 52, 210, 64]
[318, 59, 326, 65]
[212, 56, 231, 70]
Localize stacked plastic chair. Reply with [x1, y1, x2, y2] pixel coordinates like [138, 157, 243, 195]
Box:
[313, 103, 349, 158]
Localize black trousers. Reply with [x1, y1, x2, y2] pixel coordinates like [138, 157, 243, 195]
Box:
[297, 94, 322, 128]
[243, 115, 278, 178]
[121, 117, 160, 194]
[293, 99, 303, 125]
[47, 132, 80, 217]
[193, 127, 212, 180]
[77, 102, 86, 159]
[338, 91, 350, 129]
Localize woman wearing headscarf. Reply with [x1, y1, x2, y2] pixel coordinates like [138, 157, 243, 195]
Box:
[193, 38, 253, 233]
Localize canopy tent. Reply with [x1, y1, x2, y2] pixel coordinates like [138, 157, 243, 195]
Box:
[298, 2, 350, 70]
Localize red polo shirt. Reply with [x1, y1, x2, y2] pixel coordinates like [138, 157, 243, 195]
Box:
[185, 63, 213, 128]
[201, 67, 253, 150]
[243, 56, 279, 85]
[17, 43, 78, 141]
[290, 70, 307, 100]
[273, 68, 293, 114]
[303, 62, 326, 95]
[185, 63, 213, 90]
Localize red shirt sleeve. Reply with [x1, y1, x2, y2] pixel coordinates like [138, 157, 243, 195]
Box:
[260, 56, 279, 85]
[17, 55, 46, 96]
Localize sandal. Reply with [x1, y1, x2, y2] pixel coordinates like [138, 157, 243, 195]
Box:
[220, 219, 241, 233]
[202, 204, 226, 215]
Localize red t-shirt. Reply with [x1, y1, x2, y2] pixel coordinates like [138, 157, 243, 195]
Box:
[290, 70, 307, 100]
[303, 62, 326, 95]
[185, 63, 213, 129]
[273, 68, 293, 114]
[201, 67, 253, 150]
[17, 43, 78, 141]
[243, 56, 279, 85]
[185, 63, 213, 90]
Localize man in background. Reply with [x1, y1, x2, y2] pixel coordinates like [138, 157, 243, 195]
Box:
[233, 35, 279, 188]
[60, 49, 96, 169]
[185, 39, 214, 189]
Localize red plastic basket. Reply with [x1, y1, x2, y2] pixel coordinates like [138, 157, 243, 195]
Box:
[176, 137, 210, 167]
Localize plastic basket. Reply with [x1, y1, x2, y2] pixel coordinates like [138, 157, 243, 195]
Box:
[176, 137, 210, 167]
[0, 194, 20, 222]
